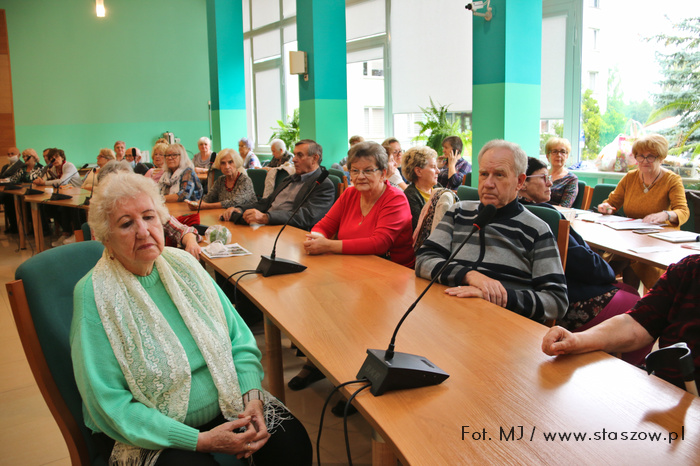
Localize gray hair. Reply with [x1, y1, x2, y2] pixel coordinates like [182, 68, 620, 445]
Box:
[401, 146, 438, 183]
[198, 136, 212, 146]
[270, 138, 286, 152]
[347, 141, 388, 171]
[477, 139, 527, 176]
[166, 143, 194, 172]
[97, 160, 133, 183]
[21, 148, 39, 163]
[88, 172, 168, 243]
[239, 137, 253, 149]
[213, 148, 246, 176]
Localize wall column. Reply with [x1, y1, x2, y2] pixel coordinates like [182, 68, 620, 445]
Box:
[206, 0, 246, 151]
[471, 0, 542, 179]
[296, 0, 348, 165]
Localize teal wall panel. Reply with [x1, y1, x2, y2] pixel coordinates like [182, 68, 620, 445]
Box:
[207, 0, 246, 112]
[211, 109, 247, 151]
[299, 99, 348, 166]
[504, 1, 542, 85]
[0, 0, 211, 165]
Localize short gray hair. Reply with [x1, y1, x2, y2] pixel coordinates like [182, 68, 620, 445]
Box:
[213, 148, 245, 175]
[477, 139, 527, 176]
[239, 137, 253, 149]
[347, 141, 388, 171]
[97, 160, 133, 183]
[88, 172, 168, 243]
[166, 143, 194, 172]
[270, 138, 286, 152]
[198, 136, 212, 146]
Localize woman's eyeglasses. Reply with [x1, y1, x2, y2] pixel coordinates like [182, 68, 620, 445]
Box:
[165, 153, 180, 159]
[634, 154, 657, 163]
[548, 149, 568, 155]
[349, 168, 380, 177]
[527, 174, 552, 183]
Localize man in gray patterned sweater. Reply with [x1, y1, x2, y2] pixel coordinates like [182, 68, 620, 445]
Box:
[416, 139, 568, 324]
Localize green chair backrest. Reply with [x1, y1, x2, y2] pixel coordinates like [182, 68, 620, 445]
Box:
[274, 169, 289, 189]
[328, 167, 346, 180]
[682, 190, 699, 233]
[571, 180, 587, 209]
[81, 222, 92, 241]
[15, 241, 105, 464]
[456, 185, 479, 201]
[524, 205, 563, 239]
[246, 168, 267, 198]
[328, 174, 341, 201]
[590, 183, 618, 211]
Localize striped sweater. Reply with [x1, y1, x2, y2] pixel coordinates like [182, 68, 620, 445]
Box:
[415, 200, 568, 323]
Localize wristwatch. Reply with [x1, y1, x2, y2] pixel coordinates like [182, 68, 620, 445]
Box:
[664, 210, 671, 221]
[243, 389, 263, 405]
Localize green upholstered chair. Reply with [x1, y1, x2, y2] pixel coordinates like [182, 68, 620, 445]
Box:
[571, 180, 587, 209]
[590, 183, 621, 214]
[246, 168, 267, 199]
[328, 174, 341, 201]
[7, 241, 106, 465]
[327, 168, 349, 192]
[523, 205, 570, 270]
[681, 190, 699, 233]
[274, 168, 290, 189]
[456, 185, 479, 201]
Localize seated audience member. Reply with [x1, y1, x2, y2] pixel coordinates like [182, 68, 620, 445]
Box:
[1, 146, 23, 179]
[192, 136, 216, 175]
[125, 147, 149, 175]
[145, 142, 167, 183]
[264, 139, 293, 170]
[73, 171, 312, 465]
[113, 140, 126, 161]
[2, 148, 43, 234]
[34, 148, 82, 188]
[382, 137, 407, 190]
[303, 140, 415, 268]
[542, 255, 700, 389]
[402, 146, 441, 230]
[545, 137, 578, 207]
[333, 135, 365, 170]
[82, 148, 115, 191]
[597, 133, 689, 289]
[239, 137, 261, 169]
[98, 160, 203, 259]
[415, 139, 568, 324]
[437, 136, 471, 190]
[159, 143, 203, 203]
[188, 148, 256, 211]
[222, 139, 334, 231]
[519, 157, 646, 361]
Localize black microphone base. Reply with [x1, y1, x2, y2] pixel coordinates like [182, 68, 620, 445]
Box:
[49, 193, 72, 201]
[357, 348, 449, 396]
[256, 255, 307, 277]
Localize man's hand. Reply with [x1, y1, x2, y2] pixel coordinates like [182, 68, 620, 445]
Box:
[222, 207, 242, 222]
[242, 209, 269, 225]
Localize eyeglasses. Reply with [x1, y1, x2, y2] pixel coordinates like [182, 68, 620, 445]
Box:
[634, 154, 657, 163]
[165, 153, 180, 159]
[527, 174, 552, 183]
[548, 149, 568, 155]
[97, 155, 108, 159]
[22, 156, 32, 161]
[349, 168, 381, 177]
[392, 149, 403, 156]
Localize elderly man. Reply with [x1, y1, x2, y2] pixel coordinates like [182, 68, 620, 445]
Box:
[1, 147, 22, 179]
[222, 139, 334, 231]
[125, 147, 148, 175]
[264, 139, 293, 170]
[415, 139, 568, 324]
[113, 140, 126, 161]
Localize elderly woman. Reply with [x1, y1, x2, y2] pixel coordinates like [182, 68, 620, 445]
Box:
[303, 141, 414, 268]
[402, 146, 441, 230]
[597, 133, 689, 288]
[159, 143, 203, 203]
[518, 157, 648, 362]
[192, 137, 216, 175]
[188, 148, 256, 210]
[382, 138, 407, 189]
[437, 136, 471, 190]
[9, 149, 44, 183]
[33, 148, 82, 188]
[82, 148, 115, 191]
[71, 172, 312, 465]
[239, 137, 261, 169]
[545, 137, 578, 207]
[263, 139, 293, 170]
[145, 142, 167, 183]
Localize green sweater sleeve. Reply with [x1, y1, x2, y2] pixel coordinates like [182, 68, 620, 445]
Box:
[70, 269, 264, 452]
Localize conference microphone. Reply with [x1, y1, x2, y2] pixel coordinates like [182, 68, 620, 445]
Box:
[82, 168, 98, 206]
[49, 175, 74, 201]
[357, 203, 498, 396]
[256, 168, 329, 277]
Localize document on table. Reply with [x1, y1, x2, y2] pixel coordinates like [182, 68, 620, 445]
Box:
[201, 242, 252, 258]
[628, 245, 671, 253]
[603, 220, 663, 230]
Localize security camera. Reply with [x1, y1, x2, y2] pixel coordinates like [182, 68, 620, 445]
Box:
[466, 2, 486, 11]
[465, 0, 492, 21]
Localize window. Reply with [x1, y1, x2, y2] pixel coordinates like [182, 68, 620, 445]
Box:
[588, 71, 598, 91]
[591, 28, 599, 50]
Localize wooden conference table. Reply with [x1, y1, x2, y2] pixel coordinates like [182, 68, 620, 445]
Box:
[170, 204, 700, 465]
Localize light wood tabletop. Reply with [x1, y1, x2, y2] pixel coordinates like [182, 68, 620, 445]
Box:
[22, 186, 90, 252]
[191, 218, 700, 465]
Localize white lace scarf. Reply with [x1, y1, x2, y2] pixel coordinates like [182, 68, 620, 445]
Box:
[159, 168, 184, 195]
[93, 247, 287, 465]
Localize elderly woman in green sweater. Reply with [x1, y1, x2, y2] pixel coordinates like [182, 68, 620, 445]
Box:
[71, 172, 311, 465]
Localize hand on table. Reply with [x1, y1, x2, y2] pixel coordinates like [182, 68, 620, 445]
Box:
[242, 209, 269, 225]
[222, 207, 242, 222]
[303, 233, 332, 255]
[541, 326, 578, 356]
[597, 202, 616, 215]
[465, 270, 508, 307]
[643, 211, 669, 224]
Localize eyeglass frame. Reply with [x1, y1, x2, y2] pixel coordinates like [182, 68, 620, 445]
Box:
[548, 149, 568, 155]
[165, 153, 181, 159]
[526, 174, 553, 183]
[349, 167, 381, 177]
[634, 154, 658, 163]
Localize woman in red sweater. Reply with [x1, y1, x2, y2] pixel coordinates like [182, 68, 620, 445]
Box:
[302, 141, 415, 268]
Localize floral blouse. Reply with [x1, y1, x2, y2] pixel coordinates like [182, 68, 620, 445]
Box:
[203, 173, 257, 208]
[550, 172, 579, 208]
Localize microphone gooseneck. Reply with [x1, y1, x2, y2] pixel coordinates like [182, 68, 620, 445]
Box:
[384, 204, 497, 361]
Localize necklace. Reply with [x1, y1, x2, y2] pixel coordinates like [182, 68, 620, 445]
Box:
[225, 173, 239, 192]
[641, 170, 661, 193]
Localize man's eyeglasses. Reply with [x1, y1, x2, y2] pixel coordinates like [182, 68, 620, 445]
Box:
[548, 149, 568, 155]
[350, 168, 380, 177]
[527, 174, 552, 183]
[634, 154, 657, 163]
[165, 153, 180, 159]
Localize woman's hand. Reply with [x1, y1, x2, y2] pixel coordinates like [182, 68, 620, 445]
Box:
[182, 233, 202, 260]
[465, 270, 508, 307]
[643, 211, 673, 224]
[33, 177, 45, 186]
[186, 200, 199, 211]
[196, 417, 257, 457]
[541, 326, 577, 356]
[239, 400, 271, 457]
[303, 233, 334, 255]
[597, 202, 616, 215]
[222, 207, 241, 221]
